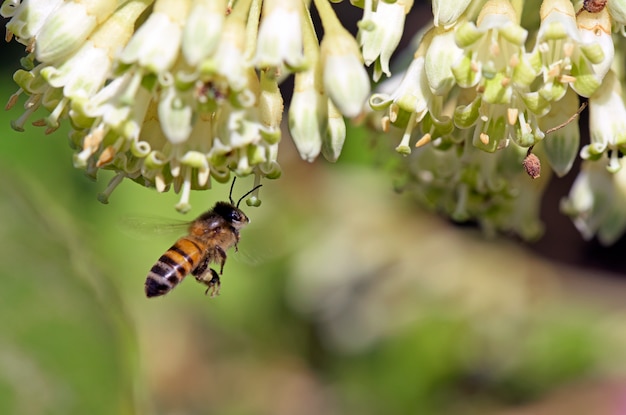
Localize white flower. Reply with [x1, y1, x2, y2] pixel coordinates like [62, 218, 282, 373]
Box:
[181, 0, 226, 66]
[432, 0, 472, 29]
[582, 70, 626, 172]
[561, 158, 626, 245]
[157, 80, 194, 144]
[607, 0, 626, 33]
[424, 27, 462, 96]
[288, 68, 327, 162]
[118, 0, 190, 74]
[254, 0, 305, 71]
[534, 0, 605, 98]
[40, 0, 150, 101]
[321, 30, 370, 118]
[35, 0, 116, 64]
[358, 0, 409, 81]
[200, 13, 250, 94]
[322, 100, 346, 162]
[576, 5, 613, 83]
[369, 46, 432, 155]
[3, 0, 63, 46]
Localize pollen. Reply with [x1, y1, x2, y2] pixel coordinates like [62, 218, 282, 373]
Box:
[96, 146, 116, 167]
[381, 116, 390, 132]
[507, 108, 518, 125]
[479, 132, 490, 145]
[415, 133, 432, 148]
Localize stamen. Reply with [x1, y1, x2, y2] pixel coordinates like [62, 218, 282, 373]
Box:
[415, 133, 431, 148]
[5, 88, 22, 110]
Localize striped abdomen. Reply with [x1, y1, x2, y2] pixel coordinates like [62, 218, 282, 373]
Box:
[145, 237, 206, 298]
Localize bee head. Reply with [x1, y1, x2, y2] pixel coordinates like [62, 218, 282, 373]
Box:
[214, 202, 249, 229]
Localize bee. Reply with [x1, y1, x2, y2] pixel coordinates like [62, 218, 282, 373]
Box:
[145, 179, 262, 298]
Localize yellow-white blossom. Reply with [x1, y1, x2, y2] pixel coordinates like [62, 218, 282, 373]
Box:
[562, 157, 626, 245]
[369, 29, 434, 155]
[5, 0, 626, 244]
[315, 0, 370, 118]
[36, 0, 117, 64]
[358, 0, 411, 81]
[583, 70, 626, 172]
[607, 0, 626, 34]
[534, 0, 605, 98]
[181, 0, 225, 66]
[118, 0, 188, 74]
[3, 0, 63, 47]
[577, 6, 613, 83]
[289, 68, 327, 162]
[320, 32, 370, 118]
[321, 100, 346, 163]
[41, 0, 150, 101]
[452, 0, 540, 151]
[432, 0, 473, 29]
[254, 0, 305, 71]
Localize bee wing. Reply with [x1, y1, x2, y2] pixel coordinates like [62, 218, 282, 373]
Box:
[117, 215, 190, 240]
[232, 245, 265, 266]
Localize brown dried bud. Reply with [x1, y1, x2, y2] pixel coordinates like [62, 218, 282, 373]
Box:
[578, 0, 607, 15]
[523, 153, 541, 179]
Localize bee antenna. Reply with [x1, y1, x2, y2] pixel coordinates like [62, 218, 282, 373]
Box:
[229, 177, 237, 205]
[236, 184, 263, 208]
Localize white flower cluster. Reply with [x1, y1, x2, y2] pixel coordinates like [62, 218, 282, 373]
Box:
[369, 0, 626, 243]
[5, 0, 626, 244]
[2, 0, 404, 212]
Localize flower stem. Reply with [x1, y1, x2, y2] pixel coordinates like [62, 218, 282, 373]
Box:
[312, 0, 344, 37]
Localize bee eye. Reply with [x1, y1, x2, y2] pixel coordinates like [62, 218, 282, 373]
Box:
[230, 211, 242, 222]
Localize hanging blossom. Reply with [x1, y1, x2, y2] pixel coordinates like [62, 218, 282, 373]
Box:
[2, 0, 373, 212]
[5, 0, 626, 244]
[561, 156, 626, 245]
[366, 0, 626, 242]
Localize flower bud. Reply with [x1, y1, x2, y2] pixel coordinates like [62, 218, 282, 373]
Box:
[432, 0, 472, 29]
[254, 0, 306, 71]
[581, 70, 626, 171]
[182, 0, 226, 65]
[322, 100, 346, 162]
[321, 28, 370, 118]
[289, 69, 326, 162]
[359, 0, 410, 81]
[36, 0, 116, 64]
[118, 0, 191, 74]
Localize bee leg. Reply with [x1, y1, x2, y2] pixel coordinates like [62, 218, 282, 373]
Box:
[192, 256, 210, 279]
[215, 246, 227, 274]
[203, 269, 221, 297]
[191, 257, 219, 297]
[234, 231, 241, 252]
[195, 270, 221, 297]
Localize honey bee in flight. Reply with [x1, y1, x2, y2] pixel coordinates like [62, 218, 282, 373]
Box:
[145, 178, 262, 298]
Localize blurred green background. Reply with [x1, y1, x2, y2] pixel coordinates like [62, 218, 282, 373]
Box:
[3, 16, 626, 415]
